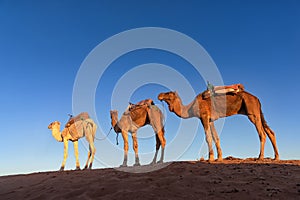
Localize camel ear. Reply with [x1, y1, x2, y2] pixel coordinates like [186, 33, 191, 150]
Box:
[175, 91, 178, 95]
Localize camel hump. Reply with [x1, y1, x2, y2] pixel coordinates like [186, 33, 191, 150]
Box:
[65, 112, 90, 128]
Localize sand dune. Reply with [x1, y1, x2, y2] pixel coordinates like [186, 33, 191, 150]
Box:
[1, 157, 300, 199]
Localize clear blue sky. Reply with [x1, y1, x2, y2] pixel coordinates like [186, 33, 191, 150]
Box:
[1, 0, 299, 176]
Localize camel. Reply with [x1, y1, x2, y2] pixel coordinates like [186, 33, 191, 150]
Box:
[110, 100, 166, 167]
[158, 87, 279, 161]
[48, 112, 97, 171]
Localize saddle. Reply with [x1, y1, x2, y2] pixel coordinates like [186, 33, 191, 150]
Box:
[65, 112, 90, 128]
[203, 83, 244, 99]
[128, 99, 154, 111]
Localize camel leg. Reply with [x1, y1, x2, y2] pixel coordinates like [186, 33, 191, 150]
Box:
[121, 131, 128, 167]
[264, 127, 279, 160]
[248, 115, 266, 160]
[88, 142, 96, 169]
[201, 119, 214, 161]
[84, 135, 92, 169]
[210, 122, 222, 161]
[83, 124, 97, 169]
[73, 140, 80, 170]
[132, 132, 140, 166]
[151, 134, 161, 164]
[83, 125, 91, 169]
[157, 129, 166, 163]
[60, 139, 69, 171]
[84, 151, 91, 169]
[89, 124, 97, 168]
[83, 132, 96, 169]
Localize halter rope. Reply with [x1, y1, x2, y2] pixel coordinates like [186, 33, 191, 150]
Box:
[94, 127, 113, 141]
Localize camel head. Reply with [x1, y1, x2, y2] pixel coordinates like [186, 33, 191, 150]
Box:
[48, 121, 63, 142]
[48, 121, 61, 130]
[158, 91, 178, 112]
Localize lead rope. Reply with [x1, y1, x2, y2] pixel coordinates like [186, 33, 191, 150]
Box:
[94, 127, 113, 141]
[95, 126, 119, 146]
[116, 133, 119, 145]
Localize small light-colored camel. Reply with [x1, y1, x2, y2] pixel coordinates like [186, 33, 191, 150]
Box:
[110, 101, 166, 167]
[158, 89, 279, 161]
[48, 114, 97, 171]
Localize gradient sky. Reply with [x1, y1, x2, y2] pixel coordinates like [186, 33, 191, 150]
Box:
[1, 0, 299, 176]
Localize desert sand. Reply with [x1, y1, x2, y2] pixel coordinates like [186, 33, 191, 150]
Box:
[1, 157, 300, 200]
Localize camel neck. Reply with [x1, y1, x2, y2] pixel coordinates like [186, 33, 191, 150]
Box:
[113, 124, 122, 133]
[111, 116, 122, 133]
[51, 127, 63, 142]
[172, 96, 197, 119]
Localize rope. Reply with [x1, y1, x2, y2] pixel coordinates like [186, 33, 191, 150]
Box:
[116, 133, 119, 145]
[94, 127, 113, 141]
[94, 127, 119, 146]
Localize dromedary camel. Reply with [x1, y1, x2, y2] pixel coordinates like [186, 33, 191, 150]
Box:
[110, 99, 166, 167]
[158, 87, 279, 161]
[48, 112, 97, 171]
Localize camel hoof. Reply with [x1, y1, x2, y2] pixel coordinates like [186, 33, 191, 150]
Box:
[134, 163, 141, 167]
[273, 157, 280, 161]
[75, 167, 81, 171]
[157, 160, 164, 164]
[150, 161, 156, 165]
[216, 158, 223, 162]
[59, 167, 64, 171]
[120, 164, 127, 168]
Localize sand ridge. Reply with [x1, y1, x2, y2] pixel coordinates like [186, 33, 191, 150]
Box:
[1, 158, 300, 199]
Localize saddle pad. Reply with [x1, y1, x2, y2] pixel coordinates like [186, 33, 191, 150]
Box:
[65, 112, 90, 128]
